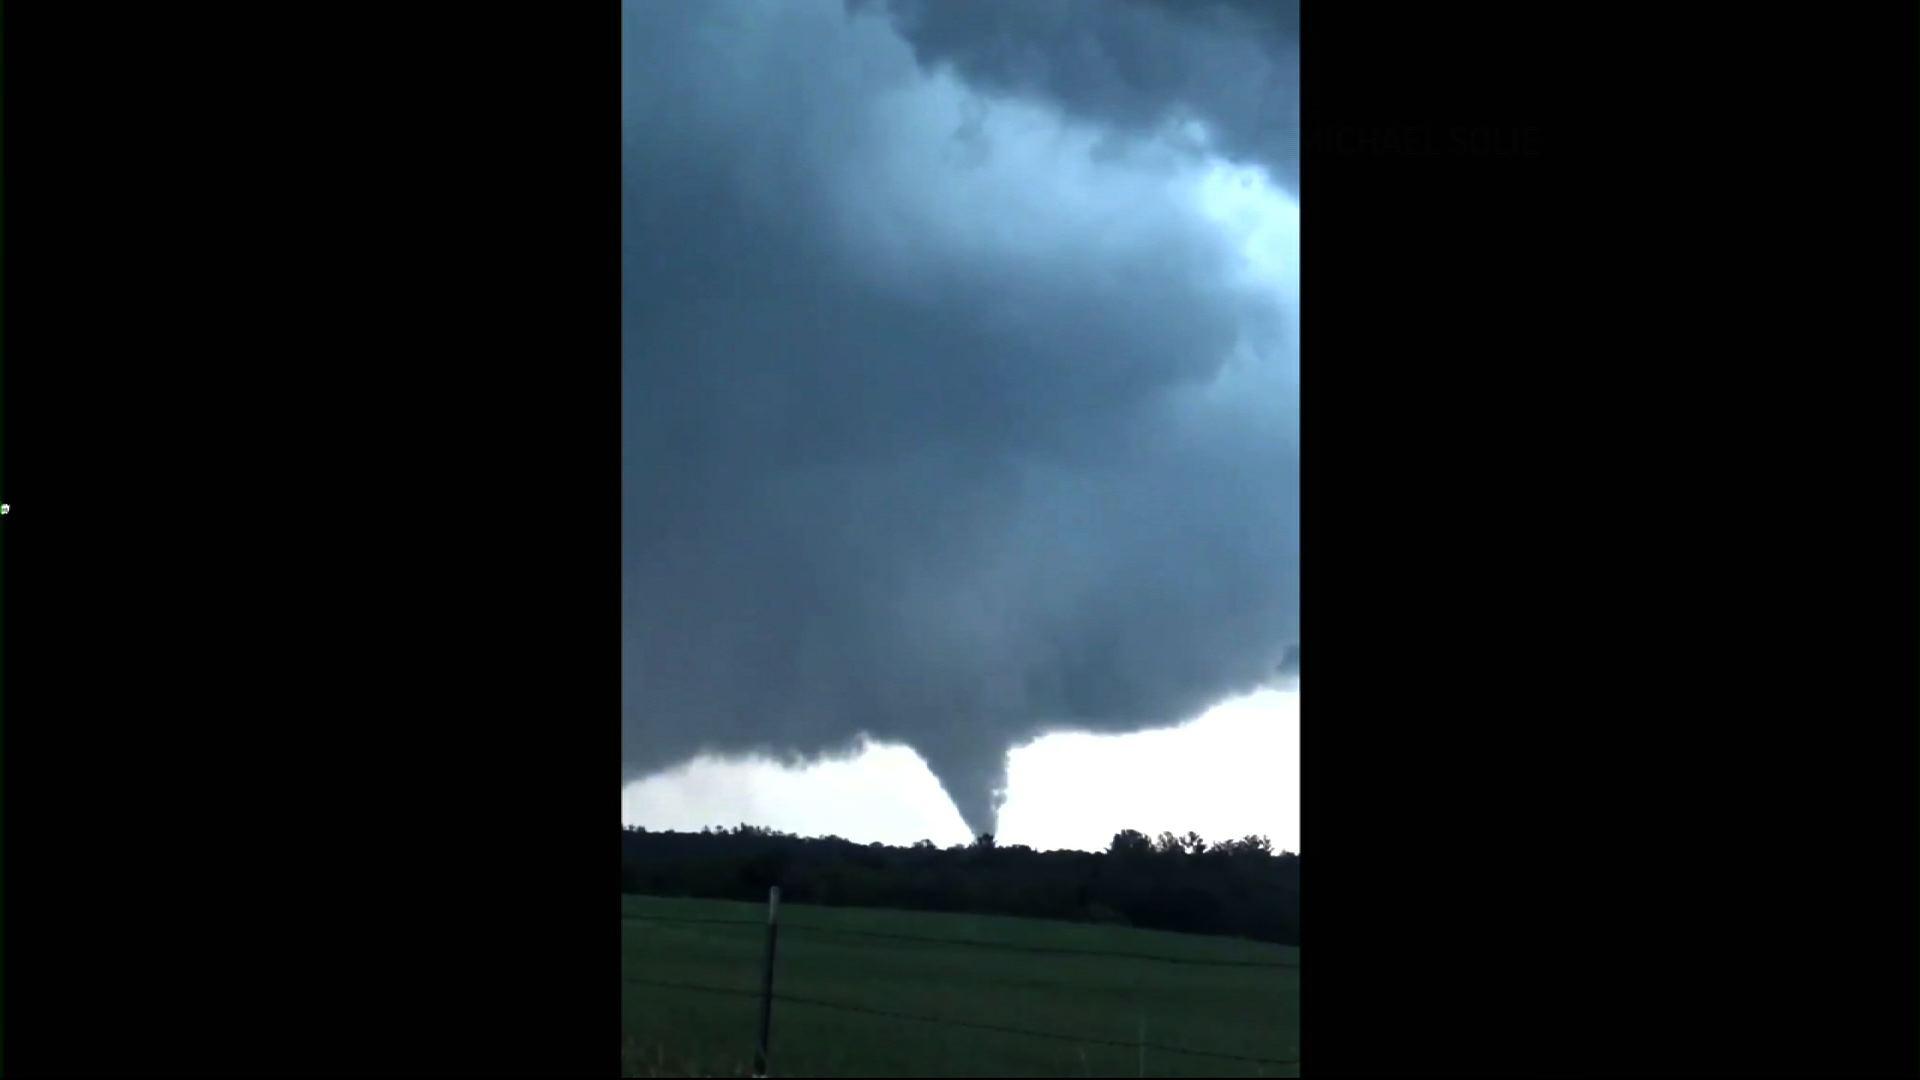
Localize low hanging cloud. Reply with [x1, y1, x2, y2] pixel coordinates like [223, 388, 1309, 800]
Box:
[862, 0, 1299, 193]
[623, 0, 1298, 837]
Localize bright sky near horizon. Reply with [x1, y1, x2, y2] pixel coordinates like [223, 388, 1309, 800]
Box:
[622, 687, 1298, 854]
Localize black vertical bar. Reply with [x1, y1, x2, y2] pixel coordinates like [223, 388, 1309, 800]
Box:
[754, 885, 780, 1077]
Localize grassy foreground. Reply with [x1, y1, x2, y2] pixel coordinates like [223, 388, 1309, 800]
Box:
[621, 894, 1299, 1078]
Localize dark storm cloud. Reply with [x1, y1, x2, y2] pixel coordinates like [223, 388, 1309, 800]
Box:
[862, 0, 1299, 192]
[623, 0, 1298, 836]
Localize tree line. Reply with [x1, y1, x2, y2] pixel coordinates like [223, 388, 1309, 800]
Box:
[621, 825, 1299, 946]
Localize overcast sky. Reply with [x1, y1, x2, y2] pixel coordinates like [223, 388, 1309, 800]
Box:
[622, 0, 1299, 849]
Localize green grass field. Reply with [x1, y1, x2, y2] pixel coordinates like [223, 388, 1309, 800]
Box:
[622, 894, 1299, 1078]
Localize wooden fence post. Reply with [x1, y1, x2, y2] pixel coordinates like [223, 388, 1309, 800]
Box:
[753, 886, 781, 1078]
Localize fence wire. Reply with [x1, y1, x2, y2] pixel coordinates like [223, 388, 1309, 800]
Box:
[623, 975, 1300, 1069]
[622, 912, 1299, 969]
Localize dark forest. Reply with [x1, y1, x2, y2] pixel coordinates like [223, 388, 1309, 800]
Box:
[622, 826, 1300, 946]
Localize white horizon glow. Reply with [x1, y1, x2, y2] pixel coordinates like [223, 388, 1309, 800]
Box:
[621, 687, 1299, 853]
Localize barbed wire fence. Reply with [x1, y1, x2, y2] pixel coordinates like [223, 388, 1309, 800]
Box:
[622, 912, 1298, 969]
[622, 891, 1300, 1076]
